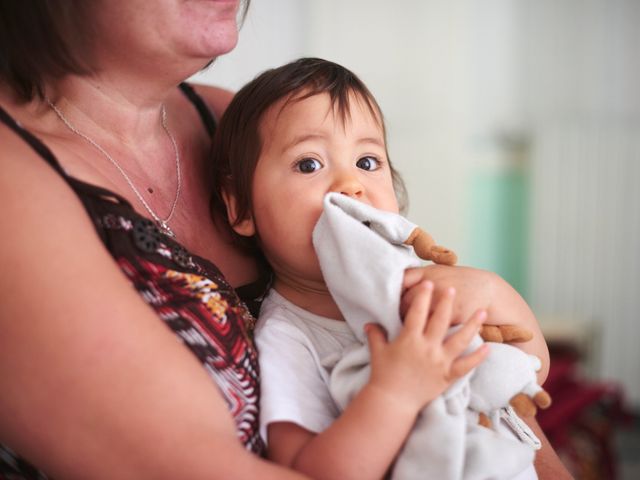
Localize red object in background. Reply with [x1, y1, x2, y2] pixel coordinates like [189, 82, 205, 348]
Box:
[538, 345, 629, 479]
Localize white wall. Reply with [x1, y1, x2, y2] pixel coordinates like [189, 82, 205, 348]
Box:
[194, 0, 490, 259]
[190, 0, 309, 90]
[305, 1, 477, 258]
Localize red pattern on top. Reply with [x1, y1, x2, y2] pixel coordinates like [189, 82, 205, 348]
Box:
[116, 242, 264, 454]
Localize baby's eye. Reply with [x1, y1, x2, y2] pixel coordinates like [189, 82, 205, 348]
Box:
[295, 157, 323, 173]
[356, 156, 381, 171]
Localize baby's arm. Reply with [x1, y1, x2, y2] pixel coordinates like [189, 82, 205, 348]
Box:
[267, 282, 488, 480]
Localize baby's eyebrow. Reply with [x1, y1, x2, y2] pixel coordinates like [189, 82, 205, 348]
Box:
[357, 136, 385, 148]
[281, 133, 325, 153]
[279, 133, 386, 153]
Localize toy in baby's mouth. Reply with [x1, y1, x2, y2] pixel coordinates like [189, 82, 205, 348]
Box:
[312, 192, 551, 480]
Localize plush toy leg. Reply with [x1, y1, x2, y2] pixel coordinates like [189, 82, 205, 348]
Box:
[404, 227, 458, 265]
[534, 390, 552, 409]
[510, 393, 537, 417]
[479, 325, 503, 343]
[509, 389, 552, 418]
[478, 412, 492, 428]
[480, 324, 534, 343]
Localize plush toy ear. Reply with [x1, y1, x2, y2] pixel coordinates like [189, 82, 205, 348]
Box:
[221, 189, 256, 237]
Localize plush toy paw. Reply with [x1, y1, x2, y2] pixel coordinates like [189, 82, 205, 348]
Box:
[478, 412, 492, 428]
[405, 227, 457, 265]
[534, 390, 552, 409]
[469, 342, 552, 429]
[480, 324, 534, 343]
[429, 245, 458, 265]
[509, 390, 552, 418]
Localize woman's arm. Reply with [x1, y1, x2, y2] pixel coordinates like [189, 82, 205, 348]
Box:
[403, 265, 550, 382]
[0, 129, 306, 480]
[267, 283, 488, 480]
[526, 418, 574, 479]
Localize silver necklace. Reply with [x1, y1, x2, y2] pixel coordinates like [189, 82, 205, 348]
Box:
[47, 98, 182, 238]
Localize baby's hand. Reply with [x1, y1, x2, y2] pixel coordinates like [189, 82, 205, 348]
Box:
[401, 265, 550, 382]
[365, 281, 488, 416]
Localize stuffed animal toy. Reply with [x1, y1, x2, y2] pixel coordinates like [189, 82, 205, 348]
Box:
[313, 192, 551, 479]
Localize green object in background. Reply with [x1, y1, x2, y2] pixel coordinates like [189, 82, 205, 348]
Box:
[468, 167, 529, 299]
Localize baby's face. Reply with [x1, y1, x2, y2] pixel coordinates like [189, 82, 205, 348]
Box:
[249, 92, 399, 287]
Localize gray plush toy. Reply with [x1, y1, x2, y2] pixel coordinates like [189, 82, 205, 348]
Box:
[312, 192, 551, 480]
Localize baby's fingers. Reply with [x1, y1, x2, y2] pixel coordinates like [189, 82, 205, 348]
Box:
[365, 323, 389, 358]
[444, 309, 487, 357]
[402, 280, 434, 333]
[449, 344, 489, 379]
[424, 287, 456, 341]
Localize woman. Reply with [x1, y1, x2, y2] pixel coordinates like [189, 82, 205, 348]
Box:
[0, 1, 568, 478]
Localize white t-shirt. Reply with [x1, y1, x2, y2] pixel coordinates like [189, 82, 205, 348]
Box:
[255, 290, 538, 480]
[255, 289, 358, 442]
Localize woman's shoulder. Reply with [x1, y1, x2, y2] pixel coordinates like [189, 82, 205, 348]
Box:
[0, 99, 118, 271]
[0, 104, 57, 181]
[0, 94, 76, 182]
[187, 83, 235, 120]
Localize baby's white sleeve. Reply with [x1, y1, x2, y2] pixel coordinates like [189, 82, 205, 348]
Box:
[255, 319, 340, 444]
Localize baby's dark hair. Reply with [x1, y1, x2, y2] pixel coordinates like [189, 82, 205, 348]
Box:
[210, 57, 406, 253]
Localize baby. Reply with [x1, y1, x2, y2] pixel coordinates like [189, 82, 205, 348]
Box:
[211, 57, 546, 479]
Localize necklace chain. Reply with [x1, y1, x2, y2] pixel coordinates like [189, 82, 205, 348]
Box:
[47, 98, 182, 238]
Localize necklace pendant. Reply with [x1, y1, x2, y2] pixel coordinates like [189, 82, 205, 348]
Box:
[158, 220, 176, 238]
[47, 100, 182, 241]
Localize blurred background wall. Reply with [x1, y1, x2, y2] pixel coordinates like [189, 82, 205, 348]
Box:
[193, 0, 640, 411]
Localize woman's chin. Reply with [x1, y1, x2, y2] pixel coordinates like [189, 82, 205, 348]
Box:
[190, 27, 239, 60]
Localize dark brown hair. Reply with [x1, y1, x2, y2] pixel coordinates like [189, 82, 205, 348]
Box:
[211, 57, 407, 252]
[0, 1, 97, 102]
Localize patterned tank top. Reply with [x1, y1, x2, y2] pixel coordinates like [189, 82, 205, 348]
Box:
[0, 84, 265, 479]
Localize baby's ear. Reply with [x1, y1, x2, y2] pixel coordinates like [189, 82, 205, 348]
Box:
[221, 189, 255, 237]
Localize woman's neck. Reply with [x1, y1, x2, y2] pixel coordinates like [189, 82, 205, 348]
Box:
[48, 74, 179, 147]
